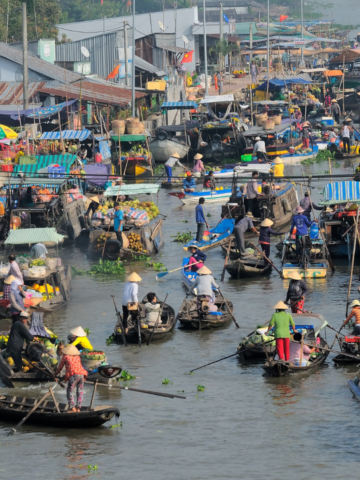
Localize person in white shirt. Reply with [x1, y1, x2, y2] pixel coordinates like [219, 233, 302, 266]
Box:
[29, 243, 48, 259]
[121, 272, 141, 332]
[253, 136, 267, 161]
[144, 292, 161, 327]
[341, 122, 352, 154]
[188, 266, 219, 312]
[164, 153, 186, 182]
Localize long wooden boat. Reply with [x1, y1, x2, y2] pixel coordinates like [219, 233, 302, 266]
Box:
[212, 164, 271, 179]
[169, 187, 236, 205]
[0, 394, 119, 428]
[237, 335, 276, 360]
[226, 257, 272, 278]
[348, 379, 360, 401]
[281, 236, 328, 278]
[149, 136, 189, 163]
[182, 218, 235, 252]
[177, 296, 234, 330]
[123, 160, 152, 178]
[114, 297, 176, 344]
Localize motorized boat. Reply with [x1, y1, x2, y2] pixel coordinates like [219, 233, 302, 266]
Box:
[176, 294, 234, 330]
[281, 234, 328, 278]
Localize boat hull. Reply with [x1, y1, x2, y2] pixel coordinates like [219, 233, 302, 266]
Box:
[226, 258, 272, 278]
[282, 265, 327, 278]
[149, 138, 189, 163]
[348, 380, 360, 401]
[182, 218, 235, 252]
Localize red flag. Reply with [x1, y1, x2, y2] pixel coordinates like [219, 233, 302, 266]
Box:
[106, 64, 121, 80]
[101, 0, 103, 4]
[280, 15, 288, 22]
[181, 50, 194, 64]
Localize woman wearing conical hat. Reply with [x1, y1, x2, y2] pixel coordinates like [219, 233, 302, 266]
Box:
[264, 301, 298, 362]
[67, 326, 93, 351]
[284, 271, 309, 314]
[121, 272, 142, 333]
[259, 218, 285, 261]
[188, 266, 219, 312]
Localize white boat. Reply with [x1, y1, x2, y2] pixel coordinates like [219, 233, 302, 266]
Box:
[149, 132, 190, 163]
[168, 188, 234, 205]
[212, 164, 271, 178]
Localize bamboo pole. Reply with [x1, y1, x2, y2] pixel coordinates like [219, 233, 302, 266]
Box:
[346, 207, 359, 316]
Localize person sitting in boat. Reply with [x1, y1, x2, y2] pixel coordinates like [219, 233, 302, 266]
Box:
[285, 271, 309, 314]
[6, 312, 37, 372]
[67, 326, 93, 351]
[193, 154, 205, 177]
[55, 344, 88, 413]
[259, 219, 285, 261]
[289, 332, 316, 366]
[203, 171, 216, 190]
[289, 205, 314, 257]
[29, 243, 48, 260]
[187, 266, 218, 313]
[144, 292, 161, 327]
[253, 136, 267, 162]
[264, 301, 298, 362]
[165, 153, 186, 183]
[341, 300, 360, 335]
[187, 246, 207, 272]
[234, 216, 259, 257]
[299, 192, 323, 221]
[183, 173, 196, 193]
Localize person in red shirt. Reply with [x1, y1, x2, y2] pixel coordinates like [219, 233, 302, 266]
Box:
[55, 344, 88, 413]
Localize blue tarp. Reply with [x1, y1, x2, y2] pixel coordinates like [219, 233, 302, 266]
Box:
[40, 130, 91, 141]
[257, 78, 312, 91]
[161, 101, 197, 110]
[27, 100, 77, 119]
[84, 164, 111, 187]
[99, 140, 111, 160]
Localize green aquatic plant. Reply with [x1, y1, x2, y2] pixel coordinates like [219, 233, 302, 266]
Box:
[83, 328, 91, 336]
[106, 333, 116, 345]
[196, 385, 205, 392]
[72, 259, 125, 276]
[171, 231, 193, 243]
[118, 370, 136, 381]
[146, 260, 167, 271]
[162, 378, 173, 385]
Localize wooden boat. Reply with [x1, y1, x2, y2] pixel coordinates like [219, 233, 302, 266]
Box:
[114, 297, 176, 344]
[226, 256, 272, 278]
[149, 134, 190, 163]
[123, 160, 152, 178]
[182, 218, 235, 252]
[181, 257, 218, 293]
[333, 335, 360, 365]
[169, 187, 237, 205]
[0, 354, 122, 388]
[0, 393, 119, 428]
[177, 295, 234, 330]
[212, 164, 271, 179]
[221, 238, 254, 259]
[237, 329, 276, 360]
[281, 235, 328, 278]
[348, 379, 360, 401]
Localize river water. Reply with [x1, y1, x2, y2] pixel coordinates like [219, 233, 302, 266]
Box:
[1, 159, 360, 480]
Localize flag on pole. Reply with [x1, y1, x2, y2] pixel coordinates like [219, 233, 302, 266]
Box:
[223, 14, 229, 23]
[181, 50, 194, 63]
[106, 64, 121, 80]
[280, 15, 288, 22]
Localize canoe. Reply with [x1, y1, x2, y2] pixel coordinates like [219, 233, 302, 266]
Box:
[149, 136, 189, 163]
[169, 188, 236, 205]
[212, 164, 271, 178]
[0, 393, 119, 428]
[226, 257, 272, 278]
[182, 218, 235, 252]
[114, 297, 176, 344]
[177, 295, 234, 330]
[348, 379, 360, 401]
[0, 355, 122, 388]
[181, 257, 218, 294]
[221, 239, 254, 259]
[281, 236, 328, 278]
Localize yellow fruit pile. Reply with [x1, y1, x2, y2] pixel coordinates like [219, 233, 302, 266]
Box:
[128, 233, 144, 252]
[96, 233, 112, 249]
[0, 335, 8, 348]
[121, 200, 160, 220]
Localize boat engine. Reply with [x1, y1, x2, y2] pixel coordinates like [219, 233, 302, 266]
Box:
[341, 336, 360, 356]
[197, 296, 210, 316]
[25, 342, 45, 362]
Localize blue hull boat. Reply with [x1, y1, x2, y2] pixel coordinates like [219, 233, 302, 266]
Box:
[182, 218, 235, 252]
[348, 379, 360, 401]
[181, 257, 217, 293]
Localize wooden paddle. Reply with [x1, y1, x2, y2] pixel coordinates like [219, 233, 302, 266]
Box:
[156, 261, 202, 280]
[84, 381, 186, 399]
[217, 287, 240, 328]
[147, 292, 169, 346]
[249, 242, 284, 279]
[221, 238, 233, 282]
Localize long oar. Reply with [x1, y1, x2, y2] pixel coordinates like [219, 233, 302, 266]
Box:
[84, 381, 186, 399]
[346, 207, 359, 317]
[23, 355, 66, 388]
[147, 292, 169, 346]
[249, 242, 284, 279]
[309, 195, 335, 272]
[156, 261, 202, 280]
[217, 287, 240, 328]
[221, 238, 232, 282]
[7, 384, 58, 436]
[111, 295, 127, 346]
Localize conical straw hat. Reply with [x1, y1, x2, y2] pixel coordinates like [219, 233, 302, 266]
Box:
[62, 344, 81, 356]
[4, 275, 16, 285]
[273, 157, 283, 164]
[261, 218, 273, 227]
[197, 266, 212, 275]
[171, 153, 180, 158]
[90, 196, 100, 203]
[70, 326, 87, 337]
[194, 153, 203, 160]
[273, 301, 289, 310]
[287, 271, 302, 280]
[127, 272, 142, 282]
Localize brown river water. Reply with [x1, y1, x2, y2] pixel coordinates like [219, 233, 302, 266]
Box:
[1, 159, 360, 479]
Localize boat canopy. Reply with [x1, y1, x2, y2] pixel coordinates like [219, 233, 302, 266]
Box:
[200, 94, 234, 104]
[4, 227, 64, 245]
[39, 130, 91, 141]
[257, 75, 312, 91]
[104, 184, 160, 196]
[242, 120, 297, 137]
[321, 181, 360, 205]
[292, 313, 328, 337]
[111, 134, 147, 142]
[324, 70, 343, 77]
[155, 120, 200, 134]
[4, 177, 73, 191]
[161, 101, 197, 110]
[13, 154, 78, 175]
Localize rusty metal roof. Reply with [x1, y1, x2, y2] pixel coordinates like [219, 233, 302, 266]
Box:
[0, 42, 81, 83]
[37, 80, 146, 107]
[0, 81, 46, 105]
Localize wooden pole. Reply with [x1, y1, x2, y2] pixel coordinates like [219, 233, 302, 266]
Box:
[342, 54, 346, 116]
[58, 112, 65, 154]
[346, 207, 359, 316]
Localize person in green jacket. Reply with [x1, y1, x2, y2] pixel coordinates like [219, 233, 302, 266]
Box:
[264, 301, 298, 361]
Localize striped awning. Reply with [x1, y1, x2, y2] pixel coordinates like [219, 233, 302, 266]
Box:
[13, 154, 77, 175]
[4, 228, 64, 245]
[161, 101, 197, 110]
[39, 130, 91, 141]
[321, 181, 360, 204]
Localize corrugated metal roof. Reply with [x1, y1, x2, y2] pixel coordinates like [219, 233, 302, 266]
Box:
[0, 81, 45, 105]
[135, 56, 166, 76]
[235, 22, 257, 35]
[37, 80, 146, 107]
[0, 103, 42, 110]
[4, 228, 65, 245]
[1, 43, 81, 83]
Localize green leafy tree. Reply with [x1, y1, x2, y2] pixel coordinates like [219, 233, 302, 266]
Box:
[209, 39, 240, 70]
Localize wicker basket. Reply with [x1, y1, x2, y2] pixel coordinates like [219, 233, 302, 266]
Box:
[126, 124, 140, 134]
[138, 122, 145, 133]
[255, 114, 266, 126]
[126, 117, 140, 126]
[111, 120, 125, 135]
[273, 115, 282, 125]
[262, 119, 276, 130]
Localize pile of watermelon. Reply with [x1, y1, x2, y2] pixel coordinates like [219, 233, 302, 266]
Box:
[81, 350, 106, 361]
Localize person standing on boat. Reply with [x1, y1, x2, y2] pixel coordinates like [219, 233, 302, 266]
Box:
[113, 202, 124, 249]
[122, 272, 141, 333]
[250, 62, 258, 84]
[187, 266, 218, 312]
[233, 216, 259, 256]
[193, 154, 205, 177]
[165, 153, 186, 183]
[187, 246, 207, 271]
[341, 300, 360, 335]
[183, 173, 196, 192]
[271, 157, 284, 178]
[299, 192, 323, 221]
[203, 171, 216, 190]
[331, 99, 341, 124]
[289, 205, 314, 257]
[195, 197, 209, 243]
[245, 171, 264, 216]
[9, 279, 27, 324]
[55, 344, 88, 413]
[264, 301, 297, 362]
[85, 196, 101, 224]
[6, 312, 37, 371]
[302, 127, 310, 149]
[217, 71, 224, 95]
[144, 293, 161, 327]
[8, 255, 23, 283]
[253, 136, 267, 162]
[341, 122, 352, 154]
[259, 219, 284, 260]
[285, 271, 309, 313]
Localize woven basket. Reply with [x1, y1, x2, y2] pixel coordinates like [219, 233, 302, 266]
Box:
[262, 119, 276, 130]
[111, 120, 125, 135]
[273, 115, 282, 125]
[126, 125, 140, 134]
[255, 114, 266, 126]
[126, 117, 140, 126]
[138, 122, 145, 134]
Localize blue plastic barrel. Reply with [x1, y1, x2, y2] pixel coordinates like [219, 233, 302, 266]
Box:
[309, 222, 319, 239]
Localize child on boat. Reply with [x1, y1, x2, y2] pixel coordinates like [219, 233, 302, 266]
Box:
[186, 246, 207, 272]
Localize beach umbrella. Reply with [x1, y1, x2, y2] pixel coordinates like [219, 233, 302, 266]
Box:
[0, 125, 17, 140]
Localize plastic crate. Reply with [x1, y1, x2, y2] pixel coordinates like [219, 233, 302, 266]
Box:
[48, 165, 65, 178]
[241, 154, 253, 162]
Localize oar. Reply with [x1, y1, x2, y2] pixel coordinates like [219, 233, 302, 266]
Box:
[7, 384, 58, 436]
[156, 261, 202, 280]
[22, 355, 66, 389]
[84, 381, 186, 399]
[309, 195, 335, 272]
[217, 287, 240, 328]
[221, 238, 232, 282]
[249, 242, 284, 279]
[111, 295, 127, 346]
[147, 292, 169, 346]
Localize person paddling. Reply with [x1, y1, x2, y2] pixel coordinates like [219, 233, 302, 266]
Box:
[259, 219, 285, 261]
[285, 271, 309, 313]
[341, 300, 360, 335]
[6, 312, 37, 372]
[264, 301, 298, 362]
[187, 246, 207, 271]
[289, 205, 314, 257]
